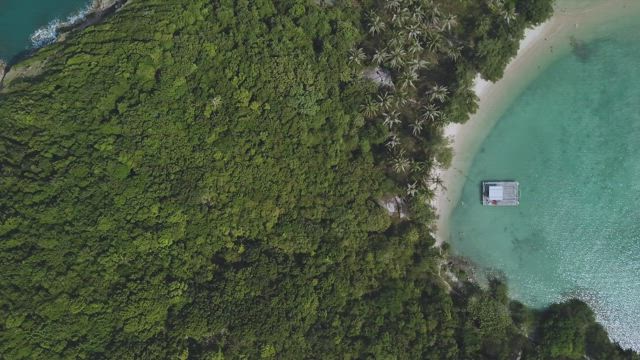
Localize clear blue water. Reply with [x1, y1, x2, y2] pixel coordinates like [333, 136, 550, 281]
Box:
[450, 24, 640, 349]
[0, 0, 90, 61]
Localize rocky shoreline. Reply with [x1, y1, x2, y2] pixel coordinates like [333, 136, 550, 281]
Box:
[57, 0, 128, 37]
[0, 0, 128, 90]
[0, 60, 5, 84]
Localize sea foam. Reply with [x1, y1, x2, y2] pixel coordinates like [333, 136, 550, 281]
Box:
[30, 3, 92, 48]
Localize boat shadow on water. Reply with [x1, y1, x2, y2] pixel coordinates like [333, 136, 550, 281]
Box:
[570, 36, 592, 62]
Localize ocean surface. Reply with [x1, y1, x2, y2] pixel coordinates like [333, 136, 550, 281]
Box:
[450, 20, 640, 349]
[0, 0, 90, 61]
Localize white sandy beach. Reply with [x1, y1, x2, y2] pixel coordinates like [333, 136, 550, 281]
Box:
[434, 0, 640, 245]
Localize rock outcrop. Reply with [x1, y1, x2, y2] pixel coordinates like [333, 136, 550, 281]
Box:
[91, 0, 120, 12]
[363, 67, 394, 88]
[0, 60, 6, 89]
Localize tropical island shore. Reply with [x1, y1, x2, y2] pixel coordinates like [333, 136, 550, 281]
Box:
[434, 0, 640, 245]
[3, 0, 638, 358]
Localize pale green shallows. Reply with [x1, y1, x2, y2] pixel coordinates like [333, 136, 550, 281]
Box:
[450, 22, 640, 350]
[0, 0, 90, 60]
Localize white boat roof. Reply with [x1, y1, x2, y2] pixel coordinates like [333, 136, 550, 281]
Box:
[488, 186, 504, 201]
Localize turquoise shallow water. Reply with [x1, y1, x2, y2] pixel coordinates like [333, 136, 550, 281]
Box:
[450, 24, 640, 349]
[0, 0, 90, 61]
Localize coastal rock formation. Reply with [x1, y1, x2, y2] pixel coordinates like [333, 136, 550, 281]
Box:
[363, 66, 394, 88]
[0, 60, 5, 84]
[91, 0, 120, 12]
[377, 195, 408, 218]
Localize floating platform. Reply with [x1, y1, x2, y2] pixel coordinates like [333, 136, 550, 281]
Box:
[481, 181, 519, 206]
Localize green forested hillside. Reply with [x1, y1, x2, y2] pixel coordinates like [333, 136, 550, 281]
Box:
[0, 0, 636, 359]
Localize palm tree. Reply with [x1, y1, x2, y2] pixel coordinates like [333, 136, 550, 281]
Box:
[425, 31, 443, 52]
[501, 7, 517, 25]
[407, 24, 422, 40]
[388, 47, 407, 69]
[446, 43, 462, 62]
[385, 0, 401, 12]
[388, 35, 405, 50]
[409, 119, 424, 136]
[392, 153, 411, 173]
[369, 15, 386, 35]
[488, 0, 503, 14]
[390, 13, 403, 29]
[398, 7, 412, 20]
[399, 69, 418, 90]
[210, 96, 223, 110]
[406, 182, 418, 197]
[393, 91, 410, 108]
[412, 6, 425, 22]
[372, 48, 389, 65]
[428, 5, 442, 30]
[360, 99, 380, 118]
[382, 111, 401, 129]
[348, 47, 367, 65]
[386, 134, 400, 150]
[408, 58, 430, 70]
[408, 41, 424, 55]
[377, 92, 394, 110]
[411, 160, 424, 174]
[429, 84, 448, 102]
[392, 8, 411, 27]
[420, 104, 442, 122]
[441, 14, 457, 32]
[430, 4, 442, 18]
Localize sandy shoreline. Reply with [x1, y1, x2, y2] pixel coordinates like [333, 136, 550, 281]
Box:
[434, 0, 640, 245]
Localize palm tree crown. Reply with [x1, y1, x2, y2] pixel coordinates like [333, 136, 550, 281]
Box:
[429, 84, 448, 102]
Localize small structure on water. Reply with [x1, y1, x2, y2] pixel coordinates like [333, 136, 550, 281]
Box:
[482, 181, 519, 206]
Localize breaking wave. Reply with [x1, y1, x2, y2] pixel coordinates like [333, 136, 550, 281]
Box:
[30, 3, 92, 48]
